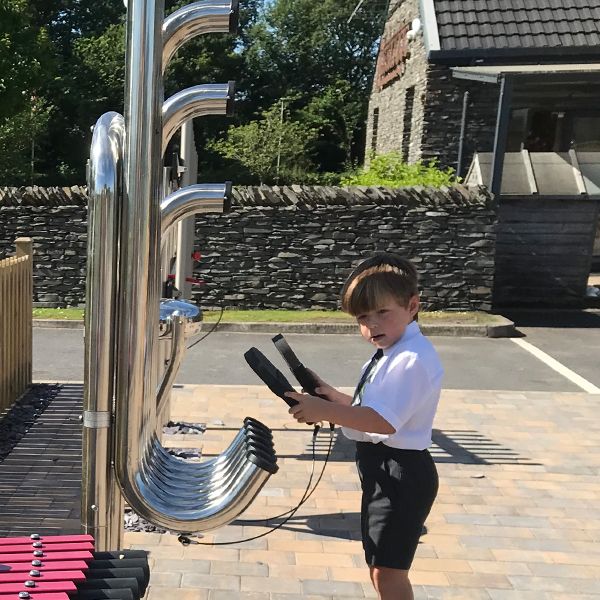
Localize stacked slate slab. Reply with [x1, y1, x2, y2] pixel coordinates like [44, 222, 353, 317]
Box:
[0, 184, 496, 311]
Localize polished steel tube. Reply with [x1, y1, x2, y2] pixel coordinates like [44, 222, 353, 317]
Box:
[160, 182, 231, 237]
[86, 0, 278, 537]
[114, 0, 164, 531]
[156, 314, 185, 419]
[162, 0, 238, 73]
[82, 112, 125, 550]
[162, 82, 234, 155]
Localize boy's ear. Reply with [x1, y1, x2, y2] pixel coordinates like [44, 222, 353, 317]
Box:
[408, 295, 420, 317]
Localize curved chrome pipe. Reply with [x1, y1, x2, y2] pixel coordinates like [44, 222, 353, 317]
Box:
[160, 182, 231, 238]
[82, 111, 125, 551]
[134, 459, 273, 530]
[106, 0, 277, 537]
[115, 0, 165, 533]
[162, 82, 234, 155]
[162, 0, 238, 74]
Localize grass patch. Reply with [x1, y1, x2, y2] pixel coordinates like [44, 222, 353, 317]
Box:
[33, 307, 498, 325]
[33, 307, 85, 320]
[203, 309, 354, 323]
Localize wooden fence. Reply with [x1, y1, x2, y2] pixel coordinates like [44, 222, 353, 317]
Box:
[0, 238, 33, 410]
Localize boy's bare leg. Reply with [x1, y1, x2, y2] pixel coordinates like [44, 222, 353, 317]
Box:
[370, 566, 414, 600]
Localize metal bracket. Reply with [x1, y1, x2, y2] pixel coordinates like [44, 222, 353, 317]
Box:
[83, 411, 111, 428]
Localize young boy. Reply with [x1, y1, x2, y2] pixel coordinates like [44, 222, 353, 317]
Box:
[286, 253, 443, 600]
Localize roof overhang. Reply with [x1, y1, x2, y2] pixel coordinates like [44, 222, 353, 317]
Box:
[429, 45, 600, 65]
[452, 63, 600, 84]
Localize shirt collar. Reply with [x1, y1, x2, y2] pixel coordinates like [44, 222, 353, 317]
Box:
[383, 320, 420, 356]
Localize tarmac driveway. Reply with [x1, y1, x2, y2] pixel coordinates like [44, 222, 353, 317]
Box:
[33, 312, 600, 393]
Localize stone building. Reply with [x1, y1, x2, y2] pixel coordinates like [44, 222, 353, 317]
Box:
[366, 0, 600, 307]
[367, 0, 600, 178]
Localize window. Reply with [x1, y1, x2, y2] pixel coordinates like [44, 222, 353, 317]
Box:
[402, 87, 415, 160]
[371, 107, 380, 153]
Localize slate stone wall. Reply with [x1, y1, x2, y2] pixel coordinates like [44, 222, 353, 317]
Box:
[422, 65, 500, 177]
[0, 187, 88, 307]
[0, 185, 496, 311]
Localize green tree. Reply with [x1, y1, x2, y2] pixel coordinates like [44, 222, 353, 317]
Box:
[22, 0, 261, 184]
[300, 79, 365, 172]
[211, 102, 316, 184]
[241, 0, 385, 174]
[25, 1, 126, 183]
[0, 97, 52, 185]
[0, 0, 54, 185]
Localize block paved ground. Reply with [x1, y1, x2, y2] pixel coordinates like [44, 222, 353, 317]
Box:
[1, 383, 600, 598]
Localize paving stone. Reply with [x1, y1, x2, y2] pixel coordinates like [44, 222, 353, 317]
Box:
[302, 578, 366, 597]
[3, 383, 600, 598]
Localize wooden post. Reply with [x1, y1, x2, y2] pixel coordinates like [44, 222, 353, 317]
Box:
[15, 237, 33, 259]
[14, 237, 33, 396]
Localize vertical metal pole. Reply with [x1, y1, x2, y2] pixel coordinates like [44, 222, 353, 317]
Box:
[82, 113, 125, 550]
[276, 98, 285, 183]
[175, 121, 197, 299]
[113, 0, 164, 541]
[456, 90, 469, 179]
[490, 75, 513, 197]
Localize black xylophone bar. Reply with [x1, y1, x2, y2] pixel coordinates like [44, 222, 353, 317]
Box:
[0, 534, 150, 600]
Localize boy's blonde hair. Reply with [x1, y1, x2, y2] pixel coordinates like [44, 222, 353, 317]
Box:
[341, 254, 419, 317]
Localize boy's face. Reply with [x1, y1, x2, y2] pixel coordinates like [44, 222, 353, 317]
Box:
[355, 294, 419, 350]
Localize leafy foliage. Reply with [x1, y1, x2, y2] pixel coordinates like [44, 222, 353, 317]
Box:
[342, 152, 458, 188]
[0, 0, 387, 184]
[211, 102, 316, 184]
[0, 96, 52, 185]
[239, 0, 384, 175]
[0, 1, 54, 184]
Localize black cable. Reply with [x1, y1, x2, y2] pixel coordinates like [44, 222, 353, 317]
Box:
[187, 306, 224, 350]
[238, 424, 325, 524]
[178, 425, 335, 546]
[239, 424, 335, 524]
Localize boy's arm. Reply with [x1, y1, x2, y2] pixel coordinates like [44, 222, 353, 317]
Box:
[285, 392, 395, 434]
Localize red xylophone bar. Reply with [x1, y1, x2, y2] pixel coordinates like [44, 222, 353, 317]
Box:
[0, 534, 150, 600]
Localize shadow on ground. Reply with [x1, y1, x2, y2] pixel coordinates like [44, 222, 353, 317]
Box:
[290, 428, 539, 466]
[501, 309, 600, 328]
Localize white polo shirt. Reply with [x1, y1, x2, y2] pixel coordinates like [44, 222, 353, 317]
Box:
[341, 321, 444, 450]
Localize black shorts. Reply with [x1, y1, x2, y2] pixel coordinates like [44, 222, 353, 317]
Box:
[356, 442, 438, 570]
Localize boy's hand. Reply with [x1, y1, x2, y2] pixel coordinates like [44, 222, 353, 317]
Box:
[304, 370, 353, 405]
[286, 392, 330, 424]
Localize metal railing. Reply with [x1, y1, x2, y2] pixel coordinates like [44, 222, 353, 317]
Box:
[0, 238, 33, 411]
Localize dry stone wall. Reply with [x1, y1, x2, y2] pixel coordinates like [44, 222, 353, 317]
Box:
[0, 185, 496, 311]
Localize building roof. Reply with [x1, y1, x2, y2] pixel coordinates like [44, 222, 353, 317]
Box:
[452, 62, 600, 83]
[466, 151, 600, 196]
[434, 0, 600, 52]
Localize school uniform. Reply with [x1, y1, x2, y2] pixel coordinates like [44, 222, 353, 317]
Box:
[341, 320, 444, 570]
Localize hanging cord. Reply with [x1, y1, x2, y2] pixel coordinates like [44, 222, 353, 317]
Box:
[177, 423, 335, 546]
[238, 423, 335, 524]
[187, 306, 224, 350]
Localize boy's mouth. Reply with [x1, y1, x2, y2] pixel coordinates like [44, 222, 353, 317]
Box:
[371, 334, 385, 343]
